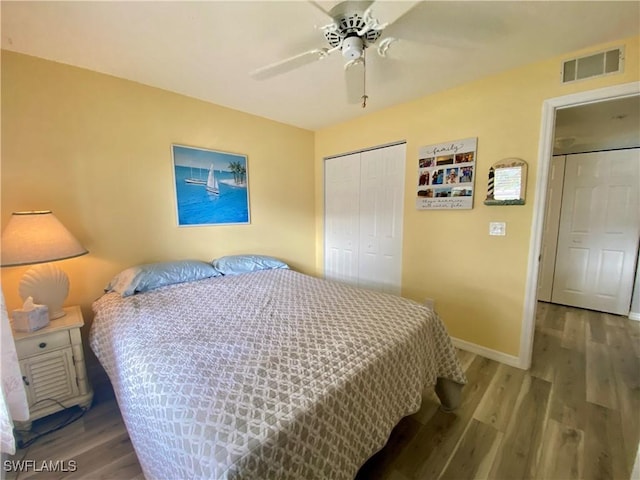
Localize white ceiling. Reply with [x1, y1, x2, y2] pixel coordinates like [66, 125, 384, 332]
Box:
[554, 96, 640, 155]
[2, 1, 639, 131]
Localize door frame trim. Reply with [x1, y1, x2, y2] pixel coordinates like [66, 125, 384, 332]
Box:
[519, 81, 640, 370]
[324, 140, 407, 160]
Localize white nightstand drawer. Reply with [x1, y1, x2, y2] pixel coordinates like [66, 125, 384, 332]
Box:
[16, 330, 71, 358]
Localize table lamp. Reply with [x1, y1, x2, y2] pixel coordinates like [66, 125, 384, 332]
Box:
[1, 211, 88, 319]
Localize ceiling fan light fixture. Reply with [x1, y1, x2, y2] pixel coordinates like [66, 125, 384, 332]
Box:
[342, 36, 364, 59]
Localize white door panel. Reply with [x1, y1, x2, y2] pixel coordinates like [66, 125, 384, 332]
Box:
[358, 144, 405, 294]
[552, 149, 640, 315]
[324, 153, 360, 285]
[597, 249, 624, 296]
[563, 247, 589, 291]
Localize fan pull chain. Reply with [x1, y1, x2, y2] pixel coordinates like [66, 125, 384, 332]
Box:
[361, 52, 368, 109]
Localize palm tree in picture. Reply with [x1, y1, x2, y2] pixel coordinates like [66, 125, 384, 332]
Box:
[237, 165, 246, 185]
[228, 161, 239, 184]
[227, 161, 246, 185]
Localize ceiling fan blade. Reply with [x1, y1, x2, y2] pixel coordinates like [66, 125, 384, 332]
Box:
[370, 0, 420, 28]
[370, 54, 401, 84]
[345, 61, 365, 105]
[384, 2, 504, 49]
[307, 1, 334, 20]
[251, 49, 327, 80]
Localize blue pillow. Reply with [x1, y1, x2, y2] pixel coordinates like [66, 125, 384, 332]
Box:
[105, 260, 221, 297]
[212, 255, 289, 276]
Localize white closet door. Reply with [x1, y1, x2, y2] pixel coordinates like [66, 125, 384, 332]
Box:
[358, 144, 406, 294]
[537, 155, 566, 302]
[324, 144, 405, 294]
[552, 149, 640, 315]
[324, 152, 361, 285]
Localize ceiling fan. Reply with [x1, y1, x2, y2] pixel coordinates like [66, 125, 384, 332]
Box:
[250, 1, 420, 107]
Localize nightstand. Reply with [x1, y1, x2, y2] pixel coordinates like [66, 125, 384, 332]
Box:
[12, 305, 93, 430]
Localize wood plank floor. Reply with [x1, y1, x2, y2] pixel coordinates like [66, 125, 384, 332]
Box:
[6, 303, 639, 480]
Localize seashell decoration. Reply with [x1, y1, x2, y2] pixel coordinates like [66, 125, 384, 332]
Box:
[19, 263, 69, 319]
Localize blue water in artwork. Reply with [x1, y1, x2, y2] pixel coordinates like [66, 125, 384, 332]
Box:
[175, 166, 249, 225]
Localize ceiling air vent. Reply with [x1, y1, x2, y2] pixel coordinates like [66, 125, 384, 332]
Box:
[562, 47, 624, 84]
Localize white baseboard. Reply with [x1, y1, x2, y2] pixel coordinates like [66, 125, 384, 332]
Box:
[629, 312, 640, 321]
[451, 337, 525, 369]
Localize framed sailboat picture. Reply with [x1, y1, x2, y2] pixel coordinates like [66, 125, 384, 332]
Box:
[171, 144, 250, 226]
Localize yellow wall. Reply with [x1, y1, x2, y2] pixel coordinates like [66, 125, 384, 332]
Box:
[315, 35, 640, 357]
[1, 51, 316, 322]
[2, 36, 639, 361]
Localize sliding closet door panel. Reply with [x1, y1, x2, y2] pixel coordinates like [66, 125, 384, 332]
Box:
[324, 153, 361, 285]
[358, 144, 406, 294]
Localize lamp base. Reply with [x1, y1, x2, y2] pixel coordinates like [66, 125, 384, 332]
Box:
[18, 263, 69, 320]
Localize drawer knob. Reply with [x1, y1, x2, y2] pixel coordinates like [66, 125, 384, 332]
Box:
[38, 342, 47, 349]
[22, 376, 30, 386]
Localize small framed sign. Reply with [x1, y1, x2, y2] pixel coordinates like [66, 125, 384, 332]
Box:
[484, 158, 528, 206]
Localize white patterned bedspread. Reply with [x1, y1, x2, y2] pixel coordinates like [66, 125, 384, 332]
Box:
[90, 269, 466, 479]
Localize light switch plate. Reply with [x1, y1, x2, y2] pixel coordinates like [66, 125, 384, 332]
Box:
[489, 222, 506, 236]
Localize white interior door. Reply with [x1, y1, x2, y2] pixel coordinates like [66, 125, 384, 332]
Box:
[538, 155, 566, 302]
[324, 144, 406, 294]
[324, 153, 360, 285]
[552, 149, 640, 315]
[358, 144, 406, 294]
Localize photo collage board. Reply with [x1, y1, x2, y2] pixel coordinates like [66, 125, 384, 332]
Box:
[416, 137, 477, 210]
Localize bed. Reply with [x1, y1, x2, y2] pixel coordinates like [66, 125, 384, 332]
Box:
[90, 267, 466, 479]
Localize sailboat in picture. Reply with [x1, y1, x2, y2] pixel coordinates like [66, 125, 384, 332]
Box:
[185, 166, 206, 185]
[206, 164, 220, 196]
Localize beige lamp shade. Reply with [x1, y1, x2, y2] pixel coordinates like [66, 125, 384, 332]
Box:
[1, 211, 88, 319]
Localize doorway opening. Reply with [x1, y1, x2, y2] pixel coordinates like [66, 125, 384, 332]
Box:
[520, 82, 640, 369]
